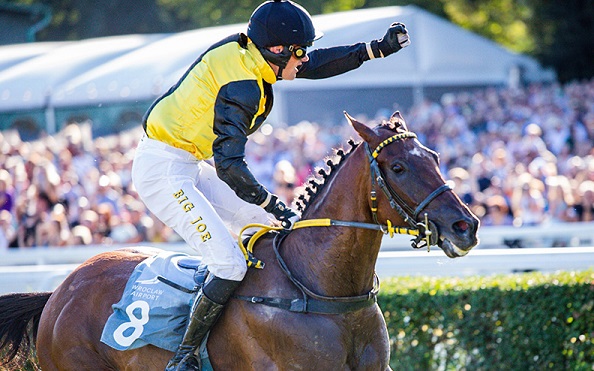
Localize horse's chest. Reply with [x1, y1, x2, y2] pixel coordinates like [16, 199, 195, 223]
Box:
[282, 309, 390, 368]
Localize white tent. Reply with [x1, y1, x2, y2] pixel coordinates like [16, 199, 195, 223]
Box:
[0, 5, 555, 133]
[50, 24, 244, 109]
[0, 41, 68, 71]
[0, 34, 168, 110]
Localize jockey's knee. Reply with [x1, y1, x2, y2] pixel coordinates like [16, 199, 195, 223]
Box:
[207, 258, 247, 282]
[229, 204, 270, 233]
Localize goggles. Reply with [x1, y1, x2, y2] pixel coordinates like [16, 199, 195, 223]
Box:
[288, 45, 307, 59]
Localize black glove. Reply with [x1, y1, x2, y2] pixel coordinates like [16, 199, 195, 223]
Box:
[370, 22, 410, 58]
[263, 194, 300, 230]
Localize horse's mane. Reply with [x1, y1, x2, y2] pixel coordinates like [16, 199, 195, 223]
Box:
[294, 118, 405, 214]
[295, 138, 360, 213]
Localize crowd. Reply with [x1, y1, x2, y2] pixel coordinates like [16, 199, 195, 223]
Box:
[0, 79, 593, 251]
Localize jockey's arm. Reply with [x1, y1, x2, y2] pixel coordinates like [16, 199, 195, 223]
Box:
[212, 81, 269, 207]
[297, 22, 410, 79]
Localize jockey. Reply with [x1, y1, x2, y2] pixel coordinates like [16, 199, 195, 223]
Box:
[131, 0, 410, 370]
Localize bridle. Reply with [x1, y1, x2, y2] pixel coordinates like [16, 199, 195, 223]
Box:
[234, 131, 454, 314]
[364, 131, 452, 249]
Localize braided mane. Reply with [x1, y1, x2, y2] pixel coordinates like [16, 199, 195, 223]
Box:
[295, 138, 360, 213]
[293, 115, 407, 213]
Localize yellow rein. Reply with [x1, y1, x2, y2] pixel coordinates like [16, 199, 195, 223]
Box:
[238, 218, 423, 269]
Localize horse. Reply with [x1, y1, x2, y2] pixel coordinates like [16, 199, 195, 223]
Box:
[0, 111, 479, 370]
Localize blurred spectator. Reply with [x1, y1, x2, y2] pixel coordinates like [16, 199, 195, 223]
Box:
[481, 195, 513, 226]
[573, 180, 594, 222]
[109, 215, 140, 244]
[63, 123, 96, 182]
[35, 204, 70, 247]
[93, 174, 121, 214]
[123, 197, 152, 243]
[272, 160, 297, 205]
[146, 217, 182, 243]
[69, 225, 93, 246]
[16, 187, 53, 248]
[520, 123, 549, 164]
[78, 209, 104, 245]
[447, 167, 475, 205]
[0, 169, 14, 212]
[544, 175, 577, 223]
[510, 174, 547, 227]
[107, 197, 149, 244]
[0, 210, 16, 251]
[96, 203, 114, 242]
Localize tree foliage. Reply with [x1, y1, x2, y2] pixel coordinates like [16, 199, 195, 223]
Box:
[10, 0, 594, 82]
[379, 270, 594, 370]
[525, 0, 594, 82]
[440, 0, 534, 53]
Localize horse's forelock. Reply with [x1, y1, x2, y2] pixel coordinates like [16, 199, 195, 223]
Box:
[375, 120, 407, 138]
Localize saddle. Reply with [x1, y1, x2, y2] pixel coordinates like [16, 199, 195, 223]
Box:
[161, 256, 209, 291]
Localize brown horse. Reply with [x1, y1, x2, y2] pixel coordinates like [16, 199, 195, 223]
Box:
[0, 112, 478, 370]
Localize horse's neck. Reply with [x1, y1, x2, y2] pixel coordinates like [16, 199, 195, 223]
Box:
[286, 147, 383, 297]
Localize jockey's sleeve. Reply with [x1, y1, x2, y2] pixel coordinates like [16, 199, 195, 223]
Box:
[296, 43, 370, 79]
[212, 80, 269, 206]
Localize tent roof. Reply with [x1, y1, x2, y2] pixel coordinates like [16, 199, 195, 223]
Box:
[0, 34, 165, 111]
[51, 24, 244, 108]
[0, 5, 554, 113]
[0, 41, 68, 71]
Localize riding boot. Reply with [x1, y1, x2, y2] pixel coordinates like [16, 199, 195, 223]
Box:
[165, 276, 241, 371]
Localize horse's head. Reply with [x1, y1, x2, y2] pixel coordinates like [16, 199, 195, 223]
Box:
[345, 111, 479, 258]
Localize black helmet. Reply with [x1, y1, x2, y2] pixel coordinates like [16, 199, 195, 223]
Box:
[248, 0, 321, 48]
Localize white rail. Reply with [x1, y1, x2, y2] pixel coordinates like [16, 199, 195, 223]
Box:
[0, 222, 593, 294]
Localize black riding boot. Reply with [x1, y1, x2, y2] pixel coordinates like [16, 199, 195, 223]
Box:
[165, 276, 241, 371]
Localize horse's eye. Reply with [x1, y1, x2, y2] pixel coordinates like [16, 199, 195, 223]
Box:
[392, 163, 405, 174]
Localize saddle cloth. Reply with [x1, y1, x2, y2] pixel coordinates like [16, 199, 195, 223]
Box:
[100, 250, 206, 353]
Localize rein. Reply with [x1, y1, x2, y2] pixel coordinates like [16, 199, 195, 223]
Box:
[235, 131, 452, 314]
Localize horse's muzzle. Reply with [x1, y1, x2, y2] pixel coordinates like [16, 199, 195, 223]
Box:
[438, 216, 479, 258]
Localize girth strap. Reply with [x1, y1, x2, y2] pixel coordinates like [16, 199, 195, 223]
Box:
[233, 294, 376, 314]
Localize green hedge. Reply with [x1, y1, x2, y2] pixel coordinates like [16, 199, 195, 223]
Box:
[378, 270, 594, 371]
[3, 271, 592, 370]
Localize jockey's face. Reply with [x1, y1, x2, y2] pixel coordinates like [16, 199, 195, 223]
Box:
[267, 45, 309, 81]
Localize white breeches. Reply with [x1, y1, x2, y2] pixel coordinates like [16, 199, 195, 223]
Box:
[131, 136, 271, 281]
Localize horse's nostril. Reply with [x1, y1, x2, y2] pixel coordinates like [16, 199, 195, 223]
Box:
[453, 220, 469, 234]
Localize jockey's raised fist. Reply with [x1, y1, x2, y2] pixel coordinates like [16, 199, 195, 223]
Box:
[370, 22, 411, 58]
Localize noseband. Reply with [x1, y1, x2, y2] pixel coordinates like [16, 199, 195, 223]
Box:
[365, 132, 452, 249]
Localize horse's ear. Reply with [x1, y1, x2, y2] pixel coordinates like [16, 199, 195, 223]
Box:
[344, 111, 376, 142]
[389, 111, 408, 131]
